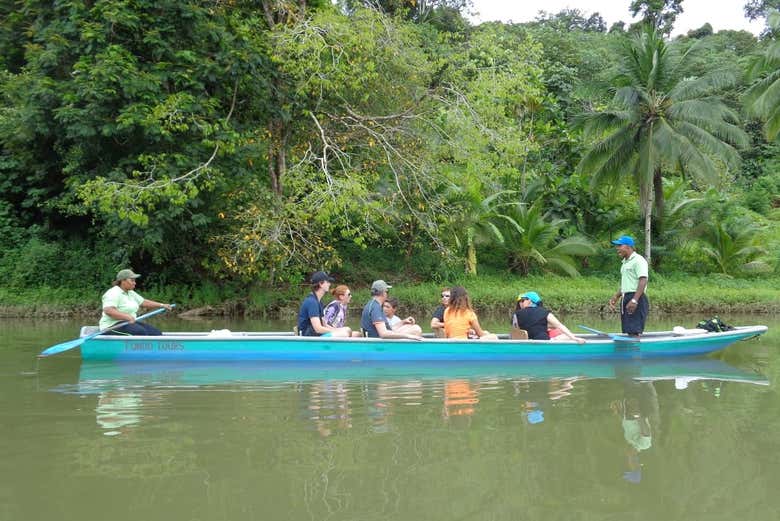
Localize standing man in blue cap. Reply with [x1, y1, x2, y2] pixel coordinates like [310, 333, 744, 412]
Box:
[608, 236, 649, 336]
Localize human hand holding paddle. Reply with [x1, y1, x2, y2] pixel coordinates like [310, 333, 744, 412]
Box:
[39, 304, 175, 358]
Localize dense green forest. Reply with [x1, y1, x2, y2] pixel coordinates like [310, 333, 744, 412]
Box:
[1, 0, 779, 312]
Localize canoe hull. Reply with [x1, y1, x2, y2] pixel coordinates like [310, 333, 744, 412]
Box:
[78, 326, 768, 362]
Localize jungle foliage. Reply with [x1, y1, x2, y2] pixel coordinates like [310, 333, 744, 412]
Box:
[0, 1, 778, 301]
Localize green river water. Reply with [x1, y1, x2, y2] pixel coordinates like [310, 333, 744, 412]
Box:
[1, 313, 778, 521]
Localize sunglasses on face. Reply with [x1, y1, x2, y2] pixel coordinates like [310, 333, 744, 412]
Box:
[441, 293, 451, 298]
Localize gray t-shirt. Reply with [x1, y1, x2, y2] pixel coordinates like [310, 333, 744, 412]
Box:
[360, 299, 391, 337]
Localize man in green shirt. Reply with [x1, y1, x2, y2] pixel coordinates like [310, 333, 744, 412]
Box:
[608, 236, 649, 336]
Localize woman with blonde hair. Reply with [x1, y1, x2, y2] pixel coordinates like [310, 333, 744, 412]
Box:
[443, 286, 497, 340]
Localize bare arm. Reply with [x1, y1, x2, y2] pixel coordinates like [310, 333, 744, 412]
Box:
[547, 313, 585, 344]
[608, 289, 622, 311]
[375, 321, 422, 340]
[141, 299, 173, 311]
[309, 316, 334, 335]
[469, 316, 487, 337]
[626, 277, 647, 314]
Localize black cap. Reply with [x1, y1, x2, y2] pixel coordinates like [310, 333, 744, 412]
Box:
[311, 271, 335, 283]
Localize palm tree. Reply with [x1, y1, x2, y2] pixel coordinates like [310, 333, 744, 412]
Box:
[448, 189, 523, 275]
[697, 221, 770, 276]
[501, 200, 597, 277]
[744, 10, 780, 141]
[652, 178, 704, 262]
[577, 27, 749, 264]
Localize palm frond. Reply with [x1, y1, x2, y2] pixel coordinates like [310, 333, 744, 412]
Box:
[669, 71, 738, 102]
[673, 121, 742, 170]
[765, 109, 780, 141]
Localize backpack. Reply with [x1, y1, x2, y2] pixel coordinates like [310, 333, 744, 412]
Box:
[696, 316, 735, 333]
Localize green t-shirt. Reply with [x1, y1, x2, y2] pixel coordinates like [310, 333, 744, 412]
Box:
[620, 252, 649, 293]
[99, 285, 145, 329]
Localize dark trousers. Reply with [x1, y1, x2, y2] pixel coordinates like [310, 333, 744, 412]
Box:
[102, 322, 163, 336]
[620, 292, 649, 335]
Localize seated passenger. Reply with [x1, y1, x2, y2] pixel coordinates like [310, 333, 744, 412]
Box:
[512, 291, 585, 344]
[297, 271, 353, 337]
[323, 285, 352, 328]
[430, 287, 450, 338]
[443, 286, 498, 340]
[360, 280, 423, 340]
[383, 297, 423, 336]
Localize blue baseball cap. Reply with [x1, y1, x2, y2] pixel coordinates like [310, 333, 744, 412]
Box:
[311, 271, 335, 283]
[517, 291, 541, 305]
[611, 235, 635, 247]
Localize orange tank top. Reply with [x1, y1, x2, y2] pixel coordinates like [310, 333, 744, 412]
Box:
[443, 308, 477, 339]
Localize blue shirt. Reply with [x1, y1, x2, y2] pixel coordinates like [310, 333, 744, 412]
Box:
[360, 299, 390, 338]
[297, 293, 324, 336]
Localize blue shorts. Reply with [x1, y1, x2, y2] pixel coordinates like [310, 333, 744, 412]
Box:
[621, 293, 649, 335]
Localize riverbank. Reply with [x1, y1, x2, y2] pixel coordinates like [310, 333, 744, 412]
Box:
[1, 274, 778, 318]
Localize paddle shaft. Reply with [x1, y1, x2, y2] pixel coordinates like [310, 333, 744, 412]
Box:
[39, 304, 174, 357]
[577, 325, 636, 342]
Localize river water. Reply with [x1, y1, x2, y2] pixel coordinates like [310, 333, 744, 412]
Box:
[1, 314, 778, 521]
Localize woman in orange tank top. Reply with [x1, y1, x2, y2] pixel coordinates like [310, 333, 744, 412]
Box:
[443, 286, 498, 340]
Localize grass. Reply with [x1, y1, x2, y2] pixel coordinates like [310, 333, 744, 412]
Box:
[1, 274, 779, 317]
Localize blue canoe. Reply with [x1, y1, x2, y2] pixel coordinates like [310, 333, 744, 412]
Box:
[69, 325, 768, 361]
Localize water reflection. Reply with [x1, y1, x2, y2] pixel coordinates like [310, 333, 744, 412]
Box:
[95, 390, 144, 435]
[612, 380, 659, 484]
[58, 358, 769, 436]
[308, 381, 352, 437]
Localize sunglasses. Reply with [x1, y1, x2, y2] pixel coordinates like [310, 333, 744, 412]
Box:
[441, 293, 451, 298]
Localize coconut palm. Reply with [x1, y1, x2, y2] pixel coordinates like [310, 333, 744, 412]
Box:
[577, 27, 749, 264]
[744, 10, 780, 141]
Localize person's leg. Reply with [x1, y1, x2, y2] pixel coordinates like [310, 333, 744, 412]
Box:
[621, 293, 644, 336]
[111, 322, 162, 336]
[394, 324, 422, 336]
[329, 327, 353, 338]
[634, 295, 649, 334]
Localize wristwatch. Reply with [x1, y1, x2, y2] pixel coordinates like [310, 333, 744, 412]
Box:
[630, 298, 638, 304]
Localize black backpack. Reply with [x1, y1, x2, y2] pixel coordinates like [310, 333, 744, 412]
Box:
[696, 316, 735, 333]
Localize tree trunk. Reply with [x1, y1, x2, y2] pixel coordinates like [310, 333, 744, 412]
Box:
[644, 196, 653, 266]
[466, 227, 477, 275]
[652, 168, 664, 232]
[268, 118, 287, 196]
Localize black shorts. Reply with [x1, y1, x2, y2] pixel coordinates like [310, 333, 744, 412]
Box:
[621, 292, 649, 335]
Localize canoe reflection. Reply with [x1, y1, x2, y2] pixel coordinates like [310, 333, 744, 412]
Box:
[69, 358, 769, 391]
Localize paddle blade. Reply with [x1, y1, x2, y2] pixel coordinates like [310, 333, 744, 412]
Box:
[39, 337, 85, 358]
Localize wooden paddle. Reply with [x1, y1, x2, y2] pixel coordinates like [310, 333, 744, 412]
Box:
[39, 305, 175, 358]
[577, 325, 636, 342]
